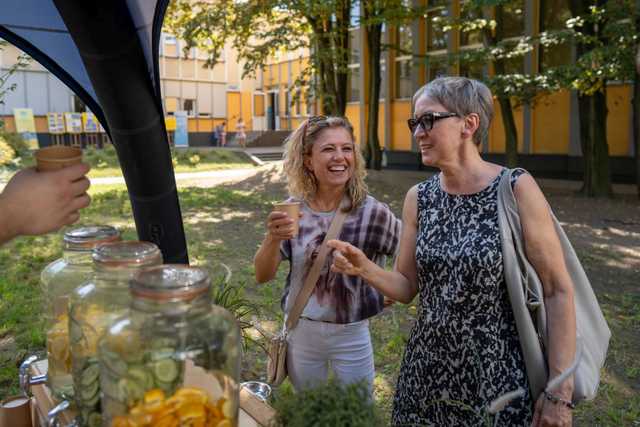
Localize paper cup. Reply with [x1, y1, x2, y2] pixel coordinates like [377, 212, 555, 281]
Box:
[0, 395, 32, 427]
[34, 146, 82, 172]
[273, 202, 301, 237]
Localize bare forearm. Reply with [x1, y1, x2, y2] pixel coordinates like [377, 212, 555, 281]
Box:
[0, 196, 19, 245]
[360, 261, 416, 304]
[254, 236, 282, 283]
[545, 287, 576, 397]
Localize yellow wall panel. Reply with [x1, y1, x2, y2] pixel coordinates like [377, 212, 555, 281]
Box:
[241, 91, 253, 130]
[227, 92, 241, 130]
[345, 104, 360, 144]
[488, 101, 524, 153]
[187, 118, 199, 132]
[607, 85, 631, 156]
[197, 118, 214, 132]
[391, 101, 412, 151]
[532, 91, 570, 154]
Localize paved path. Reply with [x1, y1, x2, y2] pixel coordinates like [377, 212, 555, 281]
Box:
[90, 167, 265, 186]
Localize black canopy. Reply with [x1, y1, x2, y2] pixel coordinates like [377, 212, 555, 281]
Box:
[0, 0, 188, 263]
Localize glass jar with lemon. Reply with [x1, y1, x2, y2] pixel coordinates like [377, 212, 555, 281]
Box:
[99, 265, 241, 427]
[41, 225, 120, 400]
[69, 241, 162, 427]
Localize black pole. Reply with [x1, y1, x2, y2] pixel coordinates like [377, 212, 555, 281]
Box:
[53, 0, 188, 263]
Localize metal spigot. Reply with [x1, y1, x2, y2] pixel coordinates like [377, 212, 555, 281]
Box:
[47, 400, 77, 427]
[19, 355, 47, 397]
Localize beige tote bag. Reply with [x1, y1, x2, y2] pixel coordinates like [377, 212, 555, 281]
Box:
[497, 168, 610, 402]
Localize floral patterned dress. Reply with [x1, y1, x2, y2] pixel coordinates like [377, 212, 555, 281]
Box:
[392, 169, 533, 426]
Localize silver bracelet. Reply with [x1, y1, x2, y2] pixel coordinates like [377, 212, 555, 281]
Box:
[543, 390, 576, 410]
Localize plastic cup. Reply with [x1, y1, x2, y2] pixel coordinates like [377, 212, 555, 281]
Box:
[34, 146, 82, 172]
[273, 201, 301, 237]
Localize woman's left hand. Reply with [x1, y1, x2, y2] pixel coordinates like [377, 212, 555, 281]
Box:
[531, 394, 572, 427]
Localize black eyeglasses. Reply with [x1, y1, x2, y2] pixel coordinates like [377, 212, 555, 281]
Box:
[407, 111, 459, 133]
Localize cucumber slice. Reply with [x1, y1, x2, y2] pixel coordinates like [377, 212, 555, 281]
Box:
[81, 391, 100, 408]
[127, 366, 154, 390]
[153, 359, 178, 383]
[80, 363, 100, 387]
[101, 350, 128, 376]
[117, 378, 144, 405]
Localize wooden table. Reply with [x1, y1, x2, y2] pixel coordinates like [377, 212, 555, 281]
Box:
[29, 360, 275, 426]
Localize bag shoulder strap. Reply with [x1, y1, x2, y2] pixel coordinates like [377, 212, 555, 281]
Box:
[285, 198, 349, 331]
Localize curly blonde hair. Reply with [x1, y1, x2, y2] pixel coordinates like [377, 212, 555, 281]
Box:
[282, 116, 368, 211]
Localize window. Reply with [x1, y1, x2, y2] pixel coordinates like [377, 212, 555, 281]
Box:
[350, 0, 360, 27]
[459, 61, 486, 80]
[539, 0, 571, 71]
[397, 25, 412, 56]
[183, 99, 196, 116]
[502, 0, 525, 39]
[350, 28, 361, 64]
[460, 1, 484, 46]
[395, 59, 413, 99]
[348, 65, 360, 102]
[427, 0, 449, 51]
[427, 56, 448, 81]
[72, 95, 86, 113]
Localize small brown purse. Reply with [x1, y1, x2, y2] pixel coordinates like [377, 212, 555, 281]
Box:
[266, 200, 348, 386]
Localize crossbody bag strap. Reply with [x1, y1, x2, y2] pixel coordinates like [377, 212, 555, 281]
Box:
[285, 198, 349, 332]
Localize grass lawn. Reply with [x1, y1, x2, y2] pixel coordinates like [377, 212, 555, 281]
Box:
[0, 166, 638, 426]
[8, 144, 255, 179]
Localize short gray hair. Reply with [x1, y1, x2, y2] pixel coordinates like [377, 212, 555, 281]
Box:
[413, 77, 494, 145]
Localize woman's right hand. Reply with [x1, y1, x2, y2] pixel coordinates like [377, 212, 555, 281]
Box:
[266, 211, 299, 241]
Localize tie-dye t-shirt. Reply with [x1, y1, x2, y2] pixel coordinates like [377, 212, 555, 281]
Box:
[280, 195, 401, 324]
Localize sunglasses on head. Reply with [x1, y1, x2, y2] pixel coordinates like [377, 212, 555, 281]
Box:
[407, 111, 459, 133]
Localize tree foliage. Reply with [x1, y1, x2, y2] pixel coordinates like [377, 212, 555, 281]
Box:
[164, 0, 352, 115]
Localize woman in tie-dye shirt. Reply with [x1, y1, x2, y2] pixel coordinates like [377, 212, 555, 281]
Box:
[254, 116, 401, 395]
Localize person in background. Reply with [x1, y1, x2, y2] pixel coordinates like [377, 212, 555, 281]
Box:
[329, 77, 576, 426]
[0, 163, 91, 245]
[236, 117, 247, 148]
[220, 122, 227, 147]
[254, 116, 400, 397]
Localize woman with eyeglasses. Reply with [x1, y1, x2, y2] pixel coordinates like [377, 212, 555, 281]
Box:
[329, 77, 575, 426]
[254, 116, 401, 395]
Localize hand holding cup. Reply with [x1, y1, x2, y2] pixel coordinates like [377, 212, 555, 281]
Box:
[267, 202, 302, 241]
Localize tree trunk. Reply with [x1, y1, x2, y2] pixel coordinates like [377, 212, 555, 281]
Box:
[634, 60, 640, 198]
[365, 22, 382, 169]
[334, 0, 351, 117]
[570, 0, 612, 197]
[577, 88, 612, 197]
[485, 5, 518, 167]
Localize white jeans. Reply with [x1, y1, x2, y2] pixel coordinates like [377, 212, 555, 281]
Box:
[286, 318, 374, 396]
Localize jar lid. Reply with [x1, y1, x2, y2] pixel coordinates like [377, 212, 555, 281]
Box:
[93, 241, 163, 268]
[64, 226, 121, 250]
[131, 265, 210, 302]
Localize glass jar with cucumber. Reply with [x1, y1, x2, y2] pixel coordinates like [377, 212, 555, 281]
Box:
[41, 225, 121, 401]
[69, 241, 162, 427]
[99, 265, 241, 427]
